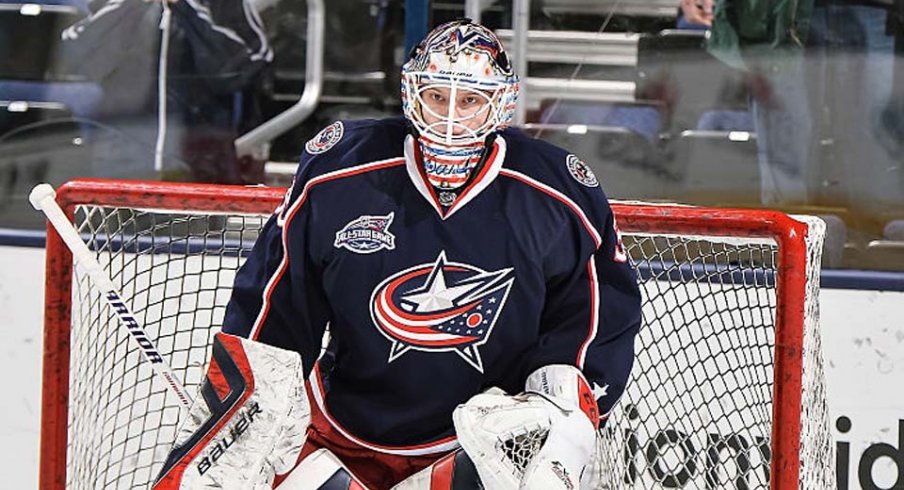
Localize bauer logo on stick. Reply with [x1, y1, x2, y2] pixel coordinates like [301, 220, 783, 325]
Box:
[369, 251, 514, 373]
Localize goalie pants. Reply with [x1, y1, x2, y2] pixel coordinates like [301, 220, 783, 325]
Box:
[276, 396, 451, 489]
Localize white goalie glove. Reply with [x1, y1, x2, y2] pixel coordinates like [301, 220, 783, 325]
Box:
[452, 365, 599, 490]
[153, 332, 310, 489]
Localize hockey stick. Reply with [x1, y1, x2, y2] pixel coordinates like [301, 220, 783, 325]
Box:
[30, 183, 194, 409]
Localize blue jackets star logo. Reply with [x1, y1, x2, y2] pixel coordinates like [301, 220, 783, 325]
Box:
[369, 251, 514, 372]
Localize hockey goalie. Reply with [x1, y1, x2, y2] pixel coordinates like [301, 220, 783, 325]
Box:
[154, 19, 641, 490]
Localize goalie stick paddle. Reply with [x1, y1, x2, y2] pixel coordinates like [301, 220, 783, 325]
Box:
[30, 183, 194, 409]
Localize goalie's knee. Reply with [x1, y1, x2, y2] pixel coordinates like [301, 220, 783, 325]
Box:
[390, 449, 480, 490]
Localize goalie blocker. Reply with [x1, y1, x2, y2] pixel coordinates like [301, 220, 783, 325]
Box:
[152, 333, 455, 490]
[153, 334, 462, 490]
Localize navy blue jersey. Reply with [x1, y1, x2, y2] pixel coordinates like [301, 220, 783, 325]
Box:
[223, 117, 641, 455]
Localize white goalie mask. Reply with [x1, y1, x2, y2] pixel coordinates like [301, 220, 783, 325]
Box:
[401, 20, 519, 188]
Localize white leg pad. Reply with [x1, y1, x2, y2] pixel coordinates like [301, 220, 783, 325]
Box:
[276, 448, 369, 490]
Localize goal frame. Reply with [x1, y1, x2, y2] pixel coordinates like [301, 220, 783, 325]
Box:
[39, 178, 811, 489]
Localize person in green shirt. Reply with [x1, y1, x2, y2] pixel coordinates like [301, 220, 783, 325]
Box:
[707, 0, 903, 212]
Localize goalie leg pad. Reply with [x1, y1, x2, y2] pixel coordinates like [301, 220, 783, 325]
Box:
[390, 449, 481, 490]
[278, 393, 444, 489]
[153, 332, 310, 489]
[275, 448, 369, 490]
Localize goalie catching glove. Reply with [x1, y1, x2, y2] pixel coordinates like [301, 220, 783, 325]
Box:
[452, 365, 599, 490]
[154, 332, 311, 489]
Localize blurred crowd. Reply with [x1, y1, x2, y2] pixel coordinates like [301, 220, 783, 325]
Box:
[0, 0, 901, 270]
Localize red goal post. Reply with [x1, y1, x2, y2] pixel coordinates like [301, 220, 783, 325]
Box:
[39, 178, 834, 489]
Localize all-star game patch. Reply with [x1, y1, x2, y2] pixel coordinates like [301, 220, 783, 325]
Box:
[566, 154, 599, 188]
[305, 121, 344, 155]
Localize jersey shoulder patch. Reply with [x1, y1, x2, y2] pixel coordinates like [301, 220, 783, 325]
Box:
[305, 121, 344, 155]
[565, 154, 599, 188]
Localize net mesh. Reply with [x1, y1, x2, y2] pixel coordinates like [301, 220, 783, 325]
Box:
[794, 216, 835, 490]
[66, 206, 263, 489]
[502, 427, 550, 478]
[54, 200, 834, 490]
[591, 217, 835, 489]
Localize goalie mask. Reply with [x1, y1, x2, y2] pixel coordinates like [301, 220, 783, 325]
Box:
[401, 20, 519, 189]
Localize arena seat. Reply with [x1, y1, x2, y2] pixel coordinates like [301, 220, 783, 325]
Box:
[863, 240, 904, 272]
[0, 3, 84, 81]
[882, 219, 904, 241]
[670, 129, 759, 205]
[0, 80, 102, 120]
[816, 214, 848, 269]
[538, 101, 663, 142]
[521, 123, 675, 200]
[0, 3, 100, 122]
[637, 29, 752, 134]
[0, 101, 89, 227]
[695, 109, 754, 132]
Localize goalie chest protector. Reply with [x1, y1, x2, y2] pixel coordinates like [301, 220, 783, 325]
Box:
[223, 117, 641, 453]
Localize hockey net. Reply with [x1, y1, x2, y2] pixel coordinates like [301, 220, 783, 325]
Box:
[40, 179, 834, 489]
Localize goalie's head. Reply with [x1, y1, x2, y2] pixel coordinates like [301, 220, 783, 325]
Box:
[401, 20, 519, 149]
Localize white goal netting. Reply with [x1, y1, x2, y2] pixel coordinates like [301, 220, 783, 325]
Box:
[590, 215, 834, 489]
[42, 186, 834, 490]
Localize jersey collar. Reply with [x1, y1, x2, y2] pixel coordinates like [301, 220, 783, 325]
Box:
[404, 134, 507, 220]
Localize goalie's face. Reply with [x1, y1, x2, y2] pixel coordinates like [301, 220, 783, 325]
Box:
[404, 74, 514, 147]
[416, 84, 493, 140]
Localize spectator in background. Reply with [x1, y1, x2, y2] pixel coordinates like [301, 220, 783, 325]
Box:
[678, 0, 713, 29]
[709, 0, 903, 211]
[59, 0, 273, 184]
[676, 0, 756, 132]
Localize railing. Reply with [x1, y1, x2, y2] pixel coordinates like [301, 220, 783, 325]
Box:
[521, 78, 635, 109]
[234, 0, 325, 158]
[538, 0, 679, 17]
[495, 28, 639, 111]
[496, 29, 639, 66]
